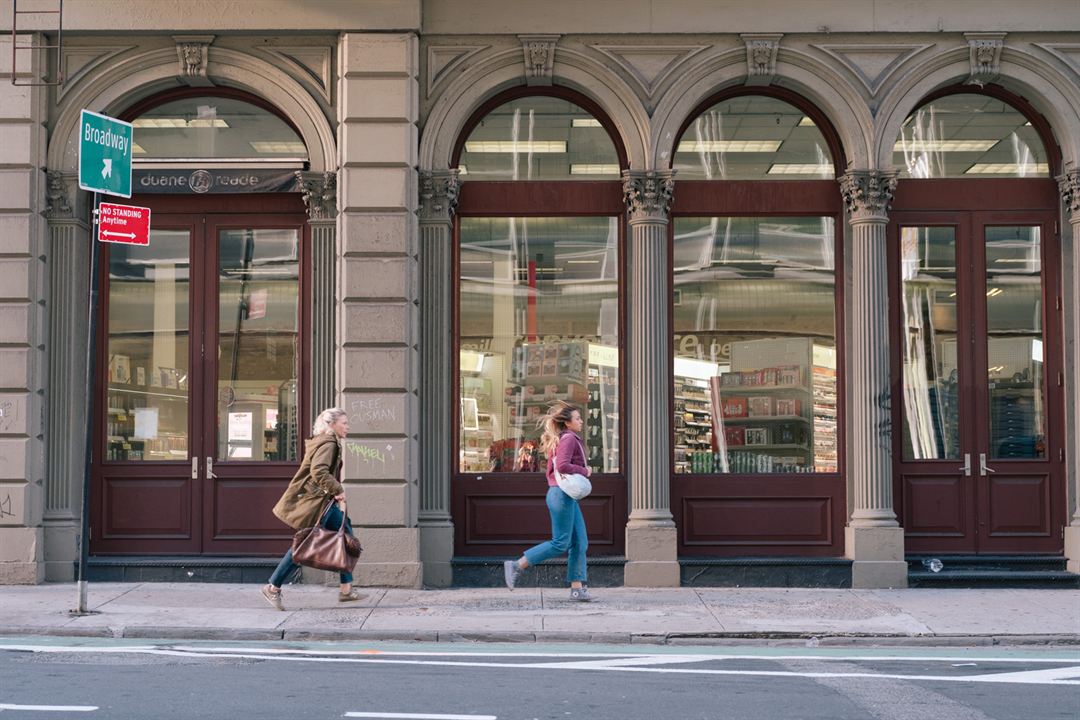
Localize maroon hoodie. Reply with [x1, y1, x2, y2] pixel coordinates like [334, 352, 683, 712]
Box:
[545, 430, 589, 487]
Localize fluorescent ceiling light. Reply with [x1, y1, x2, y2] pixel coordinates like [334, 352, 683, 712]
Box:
[458, 165, 468, 175]
[566, 259, 601, 264]
[892, 140, 996, 152]
[572, 118, 602, 128]
[132, 143, 146, 155]
[965, 163, 1049, 175]
[133, 118, 229, 128]
[249, 141, 307, 154]
[767, 163, 834, 175]
[674, 356, 719, 380]
[464, 141, 567, 153]
[570, 164, 620, 175]
[678, 140, 782, 153]
[459, 351, 485, 373]
[798, 117, 816, 126]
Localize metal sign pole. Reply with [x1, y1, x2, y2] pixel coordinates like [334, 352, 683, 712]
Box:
[74, 192, 101, 615]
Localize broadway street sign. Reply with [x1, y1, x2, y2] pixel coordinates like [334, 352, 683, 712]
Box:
[79, 109, 134, 198]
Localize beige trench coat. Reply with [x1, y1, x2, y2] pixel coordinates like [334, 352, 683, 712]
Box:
[272, 432, 344, 530]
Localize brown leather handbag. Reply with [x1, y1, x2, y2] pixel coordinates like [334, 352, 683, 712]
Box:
[291, 500, 362, 574]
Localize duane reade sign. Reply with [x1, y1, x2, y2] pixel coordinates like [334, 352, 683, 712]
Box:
[79, 109, 134, 198]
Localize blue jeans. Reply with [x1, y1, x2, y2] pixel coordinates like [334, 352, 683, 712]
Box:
[269, 502, 354, 586]
[523, 486, 588, 583]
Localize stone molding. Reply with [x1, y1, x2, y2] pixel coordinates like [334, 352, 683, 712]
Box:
[839, 170, 897, 223]
[1059, 169, 1080, 221]
[965, 32, 1006, 87]
[174, 35, 215, 87]
[295, 171, 337, 222]
[742, 33, 782, 86]
[519, 34, 559, 86]
[418, 170, 460, 225]
[622, 170, 675, 223]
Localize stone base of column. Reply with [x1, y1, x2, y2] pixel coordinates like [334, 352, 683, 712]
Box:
[623, 524, 680, 587]
[43, 520, 78, 582]
[845, 526, 907, 588]
[419, 522, 455, 588]
[1064, 524, 1080, 574]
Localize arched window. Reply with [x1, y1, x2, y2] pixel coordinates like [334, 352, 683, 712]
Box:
[674, 95, 838, 180]
[894, 93, 1048, 179]
[669, 89, 846, 557]
[452, 89, 627, 557]
[127, 91, 307, 162]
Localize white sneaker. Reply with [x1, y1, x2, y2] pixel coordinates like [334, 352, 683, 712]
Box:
[503, 560, 521, 590]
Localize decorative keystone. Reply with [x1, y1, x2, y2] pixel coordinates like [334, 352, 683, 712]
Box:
[519, 35, 560, 86]
[839, 170, 898, 223]
[965, 32, 1005, 87]
[174, 35, 215, 87]
[742, 34, 783, 86]
[622, 170, 676, 223]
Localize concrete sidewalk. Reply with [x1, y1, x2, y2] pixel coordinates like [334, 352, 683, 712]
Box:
[0, 584, 1077, 647]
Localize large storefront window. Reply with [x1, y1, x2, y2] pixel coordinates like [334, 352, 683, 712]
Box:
[458, 216, 620, 475]
[672, 217, 838, 475]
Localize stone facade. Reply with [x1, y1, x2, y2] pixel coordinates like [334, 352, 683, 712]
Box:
[2, 1, 1078, 586]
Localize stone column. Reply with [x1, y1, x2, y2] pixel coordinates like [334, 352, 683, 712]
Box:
[417, 170, 459, 588]
[43, 173, 91, 581]
[1060, 169, 1080, 573]
[622, 171, 680, 587]
[296, 171, 338, 423]
[839, 170, 907, 588]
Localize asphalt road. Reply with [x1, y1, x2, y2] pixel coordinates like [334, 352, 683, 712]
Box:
[1, 638, 1078, 720]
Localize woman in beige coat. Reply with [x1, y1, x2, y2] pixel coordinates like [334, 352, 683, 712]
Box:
[261, 407, 362, 610]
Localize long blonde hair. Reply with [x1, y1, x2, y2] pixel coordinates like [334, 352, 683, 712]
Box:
[536, 401, 580, 459]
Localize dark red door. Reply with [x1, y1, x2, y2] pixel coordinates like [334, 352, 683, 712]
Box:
[889, 210, 1066, 553]
[91, 198, 308, 555]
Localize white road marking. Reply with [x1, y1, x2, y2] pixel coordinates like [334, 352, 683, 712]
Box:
[3, 644, 1077, 686]
[344, 714, 496, 720]
[0, 704, 97, 712]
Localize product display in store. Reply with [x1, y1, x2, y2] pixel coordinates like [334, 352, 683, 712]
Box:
[673, 338, 837, 474]
[459, 340, 619, 474]
[106, 354, 189, 462]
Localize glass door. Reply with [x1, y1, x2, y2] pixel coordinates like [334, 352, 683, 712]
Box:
[891, 212, 1065, 554]
[94, 218, 203, 554]
[93, 211, 307, 556]
[200, 217, 306, 554]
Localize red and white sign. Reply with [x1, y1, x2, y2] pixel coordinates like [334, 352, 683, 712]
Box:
[97, 202, 151, 245]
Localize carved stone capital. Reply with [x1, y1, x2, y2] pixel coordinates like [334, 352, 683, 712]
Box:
[45, 170, 72, 218]
[174, 35, 215, 87]
[418, 170, 460, 225]
[295, 171, 337, 222]
[839, 170, 897, 223]
[1059, 169, 1080, 222]
[519, 35, 559, 86]
[742, 33, 783, 87]
[622, 170, 676, 224]
[965, 32, 1005, 88]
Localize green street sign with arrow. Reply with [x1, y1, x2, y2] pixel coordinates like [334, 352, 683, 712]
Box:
[78, 109, 134, 198]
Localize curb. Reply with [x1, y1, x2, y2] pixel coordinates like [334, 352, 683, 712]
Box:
[2, 625, 1078, 647]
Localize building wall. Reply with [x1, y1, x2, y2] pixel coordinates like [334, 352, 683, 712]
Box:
[0, 1, 1078, 584]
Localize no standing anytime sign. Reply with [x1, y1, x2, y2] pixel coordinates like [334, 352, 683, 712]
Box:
[97, 203, 151, 246]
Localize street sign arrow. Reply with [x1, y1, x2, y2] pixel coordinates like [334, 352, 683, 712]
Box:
[102, 158, 113, 179]
[101, 230, 136, 240]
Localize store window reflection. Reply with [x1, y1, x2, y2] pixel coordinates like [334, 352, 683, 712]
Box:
[673, 95, 835, 180]
[216, 228, 300, 462]
[895, 94, 1048, 179]
[672, 217, 838, 474]
[459, 216, 620, 474]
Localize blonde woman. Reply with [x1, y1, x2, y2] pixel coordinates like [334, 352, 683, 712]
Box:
[503, 401, 593, 601]
[262, 407, 362, 610]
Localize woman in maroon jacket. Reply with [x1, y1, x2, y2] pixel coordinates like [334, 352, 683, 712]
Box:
[503, 401, 593, 601]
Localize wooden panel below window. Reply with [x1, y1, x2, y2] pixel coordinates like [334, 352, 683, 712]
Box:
[101, 476, 190, 538]
[902, 474, 968, 537]
[210, 477, 293, 540]
[986, 473, 1051, 536]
